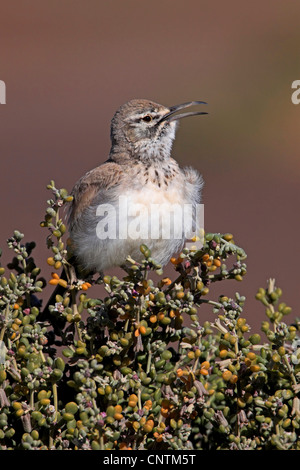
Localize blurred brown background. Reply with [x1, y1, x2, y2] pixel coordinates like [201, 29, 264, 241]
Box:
[1, 0, 300, 331]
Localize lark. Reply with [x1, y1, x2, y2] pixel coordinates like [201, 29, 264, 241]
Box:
[68, 99, 207, 274]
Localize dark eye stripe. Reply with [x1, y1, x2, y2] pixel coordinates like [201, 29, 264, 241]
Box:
[133, 113, 159, 123]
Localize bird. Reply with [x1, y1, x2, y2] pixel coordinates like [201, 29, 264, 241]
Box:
[67, 98, 207, 276]
[41, 99, 207, 323]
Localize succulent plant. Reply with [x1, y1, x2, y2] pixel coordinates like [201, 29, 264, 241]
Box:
[0, 181, 299, 450]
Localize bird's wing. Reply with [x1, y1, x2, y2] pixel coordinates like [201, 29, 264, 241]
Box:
[68, 161, 124, 228]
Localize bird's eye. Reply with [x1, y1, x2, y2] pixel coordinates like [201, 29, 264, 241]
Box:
[142, 115, 152, 122]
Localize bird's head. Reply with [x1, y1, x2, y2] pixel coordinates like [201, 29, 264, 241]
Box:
[110, 99, 207, 161]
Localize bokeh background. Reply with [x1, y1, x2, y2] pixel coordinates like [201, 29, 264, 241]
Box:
[1, 0, 300, 331]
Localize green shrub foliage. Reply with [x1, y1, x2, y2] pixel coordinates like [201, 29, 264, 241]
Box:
[0, 182, 299, 450]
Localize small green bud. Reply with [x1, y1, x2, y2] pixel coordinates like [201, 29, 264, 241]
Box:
[140, 244, 151, 258]
[161, 350, 173, 360]
[91, 441, 101, 450]
[63, 413, 75, 421]
[54, 357, 65, 371]
[51, 369, 63, 380]
[65, 402, 78, 415]
[249, 334, 261, 345]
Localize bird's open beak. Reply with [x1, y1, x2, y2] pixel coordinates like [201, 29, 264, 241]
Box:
[159, 100, 208, 123]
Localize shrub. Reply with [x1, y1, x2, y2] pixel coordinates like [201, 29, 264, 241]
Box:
[0, 182, 299, 450]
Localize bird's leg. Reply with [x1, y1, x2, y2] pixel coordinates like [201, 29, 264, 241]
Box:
[64, 262, 78, 285]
